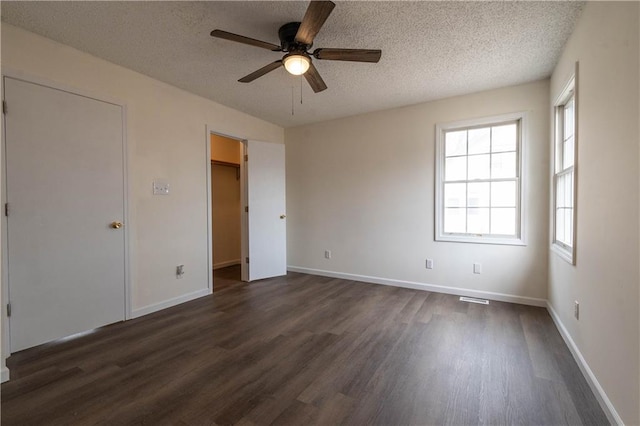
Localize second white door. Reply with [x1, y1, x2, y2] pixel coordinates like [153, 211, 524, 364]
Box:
[246, 140, 286, 281]
[5, 77, 126, 352]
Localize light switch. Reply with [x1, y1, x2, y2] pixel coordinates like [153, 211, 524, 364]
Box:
[153, 179, 170, 195]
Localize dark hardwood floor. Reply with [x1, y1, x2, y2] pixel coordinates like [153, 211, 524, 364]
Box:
[213, 264, 242, 292]
[2, 270, 608, 425]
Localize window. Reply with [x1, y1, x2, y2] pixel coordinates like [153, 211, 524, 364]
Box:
[552, 75, 577, 263]
[435, 112, 525, 245]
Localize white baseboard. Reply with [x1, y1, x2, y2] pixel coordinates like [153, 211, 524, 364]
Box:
[546, 302, 622, 426]
[213, 259, 241, 270]
[130, 288, 211, 319]
[287, 266, 546, 307]
[1, 365, 9, 383]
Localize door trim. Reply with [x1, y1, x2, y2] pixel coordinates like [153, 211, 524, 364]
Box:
[1, 70, 132, 363]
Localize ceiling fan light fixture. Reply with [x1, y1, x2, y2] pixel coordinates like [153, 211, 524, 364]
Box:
[210, 1, 381, 93]
[283, 54, 310, 75]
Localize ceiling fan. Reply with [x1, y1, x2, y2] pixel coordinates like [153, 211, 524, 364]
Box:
[210, 0, 382, 93]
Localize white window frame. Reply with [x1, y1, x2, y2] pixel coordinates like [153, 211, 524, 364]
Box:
[435, 112, 526, 246]
[551, 69, 578, 264]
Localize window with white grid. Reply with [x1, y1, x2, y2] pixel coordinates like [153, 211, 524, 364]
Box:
[435, 113, 525, 245]
[552, 75, 577, 263]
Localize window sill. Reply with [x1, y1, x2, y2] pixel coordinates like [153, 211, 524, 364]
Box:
[551, 243, 575, 265]
[436, 234, 526, 246]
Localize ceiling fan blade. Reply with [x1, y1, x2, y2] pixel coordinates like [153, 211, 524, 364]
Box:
[304, 62, 327, 93]
[238, 60, 283, 83]
[295, 1, 336, 46]
[211, 29, 282, 52]
[313, 48, 382, 63]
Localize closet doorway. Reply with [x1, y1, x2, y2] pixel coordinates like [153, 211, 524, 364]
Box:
[207, 130, 287, 289]
[210, 134, 244, 290]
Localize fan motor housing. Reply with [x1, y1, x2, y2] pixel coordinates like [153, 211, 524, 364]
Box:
[278, 22, 309, 52]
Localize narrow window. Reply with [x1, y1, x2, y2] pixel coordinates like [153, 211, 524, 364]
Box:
[552, 75, 577, 263]
[435, 112, 525, 245]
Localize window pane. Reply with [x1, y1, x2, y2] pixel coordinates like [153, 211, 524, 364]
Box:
[468, 182, 489, 207]
[444, 183, 466, 207]
[492, 124, 517, 153]
[563, 136, 574, 169]
[556, 208, 565, 243]
[555, 113, 563, 174]
[445, 156, 467, 181]
[444, 208, 466, 233]
[564, 98, 574, 139]
[491, 152, 516, 178]
[491, 181, 516, 207]
[445, 130, 467, 157]
[468, 128, 490, 154]
[491, 207, 516, 235]
[565, 208, 573, 246]
[556, 174, 566, 208]
[468, 154, 490, 180]
[564, 171, 573, 208]
[467, 208, 490, 234]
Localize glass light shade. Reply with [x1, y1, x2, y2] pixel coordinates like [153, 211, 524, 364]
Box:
[283, 55, 310, 75]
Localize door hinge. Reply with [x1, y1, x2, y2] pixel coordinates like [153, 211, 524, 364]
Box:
[2, 101, 7, 115]
[7, 303, 11, 318]
[245, 206, 248, 213]
[244, 154, 248, 162]
[4, 203, 8, 217]
[245, 257, 249, 264]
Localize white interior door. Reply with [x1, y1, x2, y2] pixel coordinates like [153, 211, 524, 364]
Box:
[246, 140, 286, 281]
[4, 77, 126, 352]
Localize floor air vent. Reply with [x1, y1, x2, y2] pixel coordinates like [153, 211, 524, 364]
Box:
[460, 296, 489, 305]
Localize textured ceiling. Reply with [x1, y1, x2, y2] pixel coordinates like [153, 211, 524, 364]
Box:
[1, 1, 584, 128]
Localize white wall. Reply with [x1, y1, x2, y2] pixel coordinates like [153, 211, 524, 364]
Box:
[548, 3, 639, 425]
[1, 24, 283, 366]
[286, 80, 550, 303]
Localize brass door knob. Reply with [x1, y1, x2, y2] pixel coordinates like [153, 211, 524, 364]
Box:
[111, 221, 123, 229]
[280, 214, 286, 219]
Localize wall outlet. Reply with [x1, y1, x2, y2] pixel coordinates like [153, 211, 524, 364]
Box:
[473, 263, 482, 274]
[574, 300, 579, 320]
[426, 258, 434, 269]
[176, 264, 185, 278]
[324, 250, 331, 259]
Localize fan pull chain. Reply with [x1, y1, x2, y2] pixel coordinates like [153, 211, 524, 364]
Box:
[291, 85, 294, 116]
[300, 75, 303, 104]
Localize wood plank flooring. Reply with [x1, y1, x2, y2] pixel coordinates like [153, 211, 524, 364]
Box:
[2, 269, 609, 425]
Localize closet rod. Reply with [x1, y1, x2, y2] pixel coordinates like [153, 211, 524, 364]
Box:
[211, 160, 240, 169]
[211, 160, 241, 180]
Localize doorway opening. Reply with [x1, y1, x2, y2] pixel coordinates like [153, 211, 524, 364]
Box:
[209, 133, 247, 290]
[206, 131, 287, 288]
